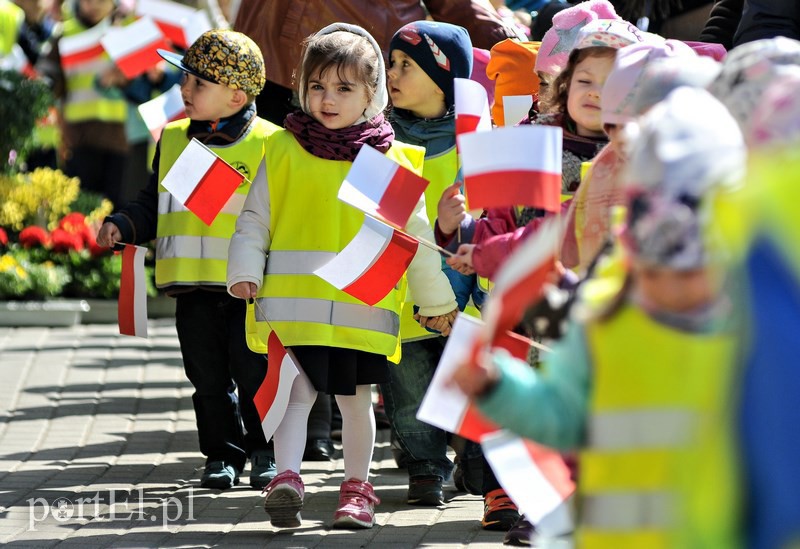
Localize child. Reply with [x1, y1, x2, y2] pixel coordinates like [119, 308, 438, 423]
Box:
[96, 30, 279, 490]
[226, 23, 458, 530]
[451, 87, 746, 547]
[383, 19, 495, 518]
[562, 39, 699, 272]
[37, 0, 128, 206]
[441, 19, 644, 281]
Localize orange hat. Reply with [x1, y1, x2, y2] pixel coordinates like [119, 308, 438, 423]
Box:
[486, 40, 541, 126]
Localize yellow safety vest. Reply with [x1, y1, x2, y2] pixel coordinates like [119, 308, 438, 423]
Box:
[155, 116, 279, 287]
[0, 0, 22, 55]
[399, 146, 481, 343]
[61, 17, 127, 124]
[579, 303, 740, 549]
[253, 131, 425, 358]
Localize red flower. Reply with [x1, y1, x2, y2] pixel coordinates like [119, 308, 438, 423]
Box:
[58, 212, 93, 245]
[0, 227, 7, 247]
[18, 226, 50, 248]
[50, 228, 85, 253]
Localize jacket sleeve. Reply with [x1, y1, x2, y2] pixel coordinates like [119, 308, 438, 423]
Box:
[477, 322, 591, 451]
[733, 0, 800, 46]
[104, 143, 161, 247]
[404, 194, 458, 317]
[472, 217, 546, 280]
[699, 0, 744, 50]
[424, 0, 525, 50]
[227, 159, 272, 293]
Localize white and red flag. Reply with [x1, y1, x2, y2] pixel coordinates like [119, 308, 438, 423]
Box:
[482, 430, 575, 536]
[59, 21, 109, 70]
[314, 216, 418, 306]
[160, 138, 245, 226]
[338, 145, 430, 229]
[118, 244, 148, 338]
[460, 124, 562, 211]
[137, 83, 186, 141]
[417, 313, 532, 442]
[482, 217, 561, 338]
[135, 0, 212, 49]
[254, 331, 302, 441]
[101, 17, 169, 79]
[454, 77, 492, 138]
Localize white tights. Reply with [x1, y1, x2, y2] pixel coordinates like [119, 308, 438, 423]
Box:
[273, 372, 376, 482]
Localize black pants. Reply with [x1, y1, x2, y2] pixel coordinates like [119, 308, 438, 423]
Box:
[64, 146, 127, 208]
[175, 290, 269, 472]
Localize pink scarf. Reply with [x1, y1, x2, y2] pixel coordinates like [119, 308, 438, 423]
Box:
[283, 110, 394, 162]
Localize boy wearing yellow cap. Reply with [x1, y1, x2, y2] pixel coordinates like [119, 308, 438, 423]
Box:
[96, 30, 280, 490]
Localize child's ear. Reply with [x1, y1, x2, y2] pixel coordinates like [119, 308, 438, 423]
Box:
[230, 89, 248, 109]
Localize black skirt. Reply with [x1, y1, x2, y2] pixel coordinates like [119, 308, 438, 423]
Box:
[289, 345, 389, 395]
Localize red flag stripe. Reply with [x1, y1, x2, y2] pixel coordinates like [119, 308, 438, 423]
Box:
[254, 331, 286, 419]
[375, 165, 430, 228]
[153, 21, 187, 48]
[456, 114, 482, 137]
[495, 257, 556, 334]
[342, 229, 418, 305]
[524, 439, 575, 500]
[465, 169, 562, 212]
[458, 403, 501, 443]
[184, 158, 244, 226]
[114, 38, 170, 78]
[118, 246, 137, 336]
[62, 44, 106, 68]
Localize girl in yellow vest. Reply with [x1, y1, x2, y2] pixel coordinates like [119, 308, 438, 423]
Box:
[227, 23, 458, 530]
[451, 87, 747, 548]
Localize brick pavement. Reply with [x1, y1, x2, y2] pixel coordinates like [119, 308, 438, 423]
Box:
[0, 320, 508, 548]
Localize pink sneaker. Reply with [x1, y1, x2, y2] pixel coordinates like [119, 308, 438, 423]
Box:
[263, 470, 304, 528]
[332, 478, 380, 529]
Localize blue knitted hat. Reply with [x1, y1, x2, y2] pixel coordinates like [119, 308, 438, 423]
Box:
[389, 21, 473, 109]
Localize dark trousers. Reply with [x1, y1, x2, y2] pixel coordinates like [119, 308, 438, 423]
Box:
[175, 290, 269, 472]
[64, 146, 127, 208]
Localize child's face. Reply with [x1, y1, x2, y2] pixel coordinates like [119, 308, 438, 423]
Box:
[306, 65, 371, 130]
[179, 73, 238, 122]
[387, 50, 446, 119]
[632, 262, 719, 314]
[567, 53, 615, 138]
[77, 0, 114, 26]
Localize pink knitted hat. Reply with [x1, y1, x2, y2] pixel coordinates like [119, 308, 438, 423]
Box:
[535, 0, 620, 76]
[600, 40, 696, 125]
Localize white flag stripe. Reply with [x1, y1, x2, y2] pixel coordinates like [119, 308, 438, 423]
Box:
[260, 354, 299, 441]
[184, 10, 212, 45]
[482, 431, 574, 535]
[135, 0, 196, 24]
[341, 144, 398, 205]
[138, 84, 184, 129]
[313, 217, 393, 289]
[455, 78, 490, 118]
[59, 20, 110, 56]
[161, 139, 217, 204]
[131, 245, 149, 337]
[417, 314, 483, 432]
[502, 95, 534, 127]
[460, 125, 562, 174]
[101, 17, 163, 59]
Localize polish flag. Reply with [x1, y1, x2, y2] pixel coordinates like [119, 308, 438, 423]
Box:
[338, 145, 430, 229]
[454, 77, 492, 138]
[314, 216, 419, 306]
[160, 138, 245, 226]
[482, 431, 575, 536]
[59, 21, 109, 70]
[137, 83, 186, 141]
[101, 17, 170, 79]
[502, 95, 534, 127]
[254, 331, 302, 442]
[118, 244, 148, 338]
[482, 218, 560, 338]
[417, 314, 532, 442]
[460, 124, 563, 211]
[135, 0, 212, 49]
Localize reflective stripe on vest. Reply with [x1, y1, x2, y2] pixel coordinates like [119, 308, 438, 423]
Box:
[155, 116, 279, 287]
[578, 302, 739, 549]
[254, 130, 424, 356]
[61, 18, 127, 123]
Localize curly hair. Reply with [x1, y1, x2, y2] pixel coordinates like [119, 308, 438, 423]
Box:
[543, 47, 618, 119]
